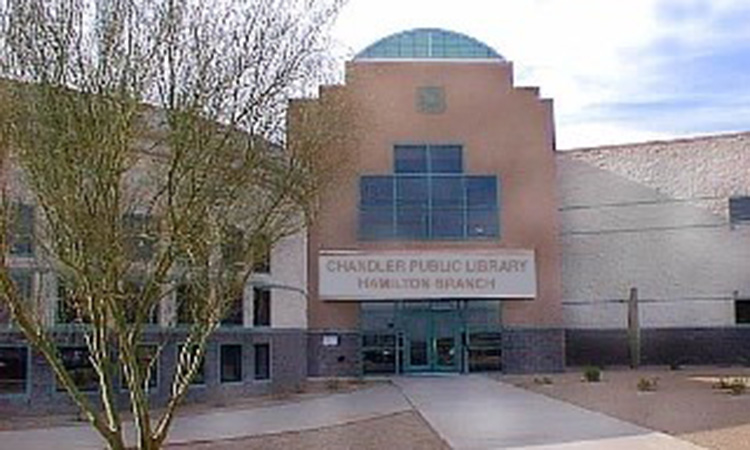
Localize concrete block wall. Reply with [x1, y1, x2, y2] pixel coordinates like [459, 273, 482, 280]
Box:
[502, 328, 565, 373]
[566, 328, 750, 367]
[307, 331, 361, 377]
[0, 329, 306, 416]
[0, 229, 309, 415]
[558, 132, 750, 329]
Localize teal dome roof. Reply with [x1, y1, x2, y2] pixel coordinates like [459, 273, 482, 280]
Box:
[356, 28, 504, 60]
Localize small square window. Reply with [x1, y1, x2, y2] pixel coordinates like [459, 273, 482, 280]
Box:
[221, 226, 244, 266]
[736, 300, 750, 324]
[124, 279, 159, 325]
[0, 346, 28, 395]
[123, 213, 155, 261]
[254, 343, 270, 380]
[58, 347, 97, 392]
[57, 277, 84, 324]
[221, 295, 243, 326]
[253, 288, 271, 327]
[9, 270, 33, 300]
[220, 344, 243, 383]
[253, 242, 271, 273]
[121, 345, 158, 391]
[9, 203, 34, 256]
[730, 197, 750, 224]
[178, 344, 206, 385]
[175, 284, 195, 325]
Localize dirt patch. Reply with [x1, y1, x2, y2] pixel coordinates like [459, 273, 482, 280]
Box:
[500, 366, 750, 450]
[167, 411, 450, 450]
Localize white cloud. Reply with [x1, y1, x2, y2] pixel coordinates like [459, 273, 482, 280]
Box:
[332, 0, 750, 149]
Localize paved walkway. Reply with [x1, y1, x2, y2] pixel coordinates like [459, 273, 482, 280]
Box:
[0, 383, 410, 449]
[393, 375, 704, 450]
[0, 375, 706, 450]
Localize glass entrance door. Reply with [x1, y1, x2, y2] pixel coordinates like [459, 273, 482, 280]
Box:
[433, 310, 458, 372]
[403, 305, 460, 373]
[406, 313, 431, 372]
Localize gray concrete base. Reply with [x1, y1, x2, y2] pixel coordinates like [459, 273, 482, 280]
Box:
[0, 328, 306, 415]
[502, 328, 565, 373]
[307, 331, 361, 377]
[566, 327, 750, 367]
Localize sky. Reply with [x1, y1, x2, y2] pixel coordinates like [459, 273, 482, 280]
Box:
[331, 0, 750, 149]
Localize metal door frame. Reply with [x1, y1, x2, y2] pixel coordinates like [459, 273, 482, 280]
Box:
[401, 303, 461, 373]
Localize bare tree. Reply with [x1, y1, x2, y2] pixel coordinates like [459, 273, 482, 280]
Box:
[0, 1, 349, 449]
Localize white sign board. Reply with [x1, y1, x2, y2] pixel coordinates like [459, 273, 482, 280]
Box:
[319, 250, 536, 300]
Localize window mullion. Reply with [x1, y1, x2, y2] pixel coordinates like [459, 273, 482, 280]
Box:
[462, 175, 468, 239]
[392, 176, 397, 238]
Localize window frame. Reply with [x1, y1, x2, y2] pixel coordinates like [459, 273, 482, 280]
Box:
[123, 278, 160, 326]
[735, 299, 750, 325]
[0, 345, 30, 397]
[3, 269, 34, 326]
[252, 288, 271, 327]
[253, 343, 271, 381]
[221, 294, 244, 327]
[57, 346, 98, 393]
[176, 344, 207, 387]
[252, 247, 271, 273]
[8, 203, 35, 257]
[219, 344, 243, 384]
[730, 196, 750, 225]
[122, 212, 156, 261]
[359, 145, 500, 241]
[120, 344, 159, 393]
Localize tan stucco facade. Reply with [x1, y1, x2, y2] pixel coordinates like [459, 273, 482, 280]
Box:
[304, 59, 562, 331]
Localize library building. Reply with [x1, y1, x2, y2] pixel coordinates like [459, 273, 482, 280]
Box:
[304, 28, 563, 376]
[4, 27, 750, 415]
[304, 28, 750, 377]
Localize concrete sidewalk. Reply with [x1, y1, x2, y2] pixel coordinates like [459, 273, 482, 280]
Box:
[0, 383, 410, 449]
[0, 375, 708, 449]
[393, 375, 704, 450]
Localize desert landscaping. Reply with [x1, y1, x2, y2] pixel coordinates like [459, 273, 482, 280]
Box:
[501, 366, 750, 450]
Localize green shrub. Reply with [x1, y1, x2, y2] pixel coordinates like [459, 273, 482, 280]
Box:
[713, 377, 747, 395]
[729, 379, 746, 396]
[714, 377, 733, 390]
[533, 376, 553, 385]
[637, 377, 659, 392]
[582, 366, 602, 382]
[325, 377, 341, 391]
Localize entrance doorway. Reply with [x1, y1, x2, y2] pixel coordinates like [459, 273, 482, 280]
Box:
[360, 300, 503, 375]
[402, 304, 461, 373]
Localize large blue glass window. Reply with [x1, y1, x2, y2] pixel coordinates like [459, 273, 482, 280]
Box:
[395, 145, 462, 174]
[466, 176, 500, 237]
[356, 29, 504, 61]
[360, 176, 395, 239]
[431, 176, 464, 238]
[360, 145, 499, 240]
[430, 145, 462, 173]
[394, 145, 427, 173]
[396, 177, 429, 238]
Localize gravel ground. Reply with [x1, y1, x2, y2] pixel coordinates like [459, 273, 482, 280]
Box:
[167, 411, 450, 450]
[500, 366, 750, 450]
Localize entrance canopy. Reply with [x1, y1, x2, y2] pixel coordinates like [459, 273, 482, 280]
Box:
[319, 250, 536, 301]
